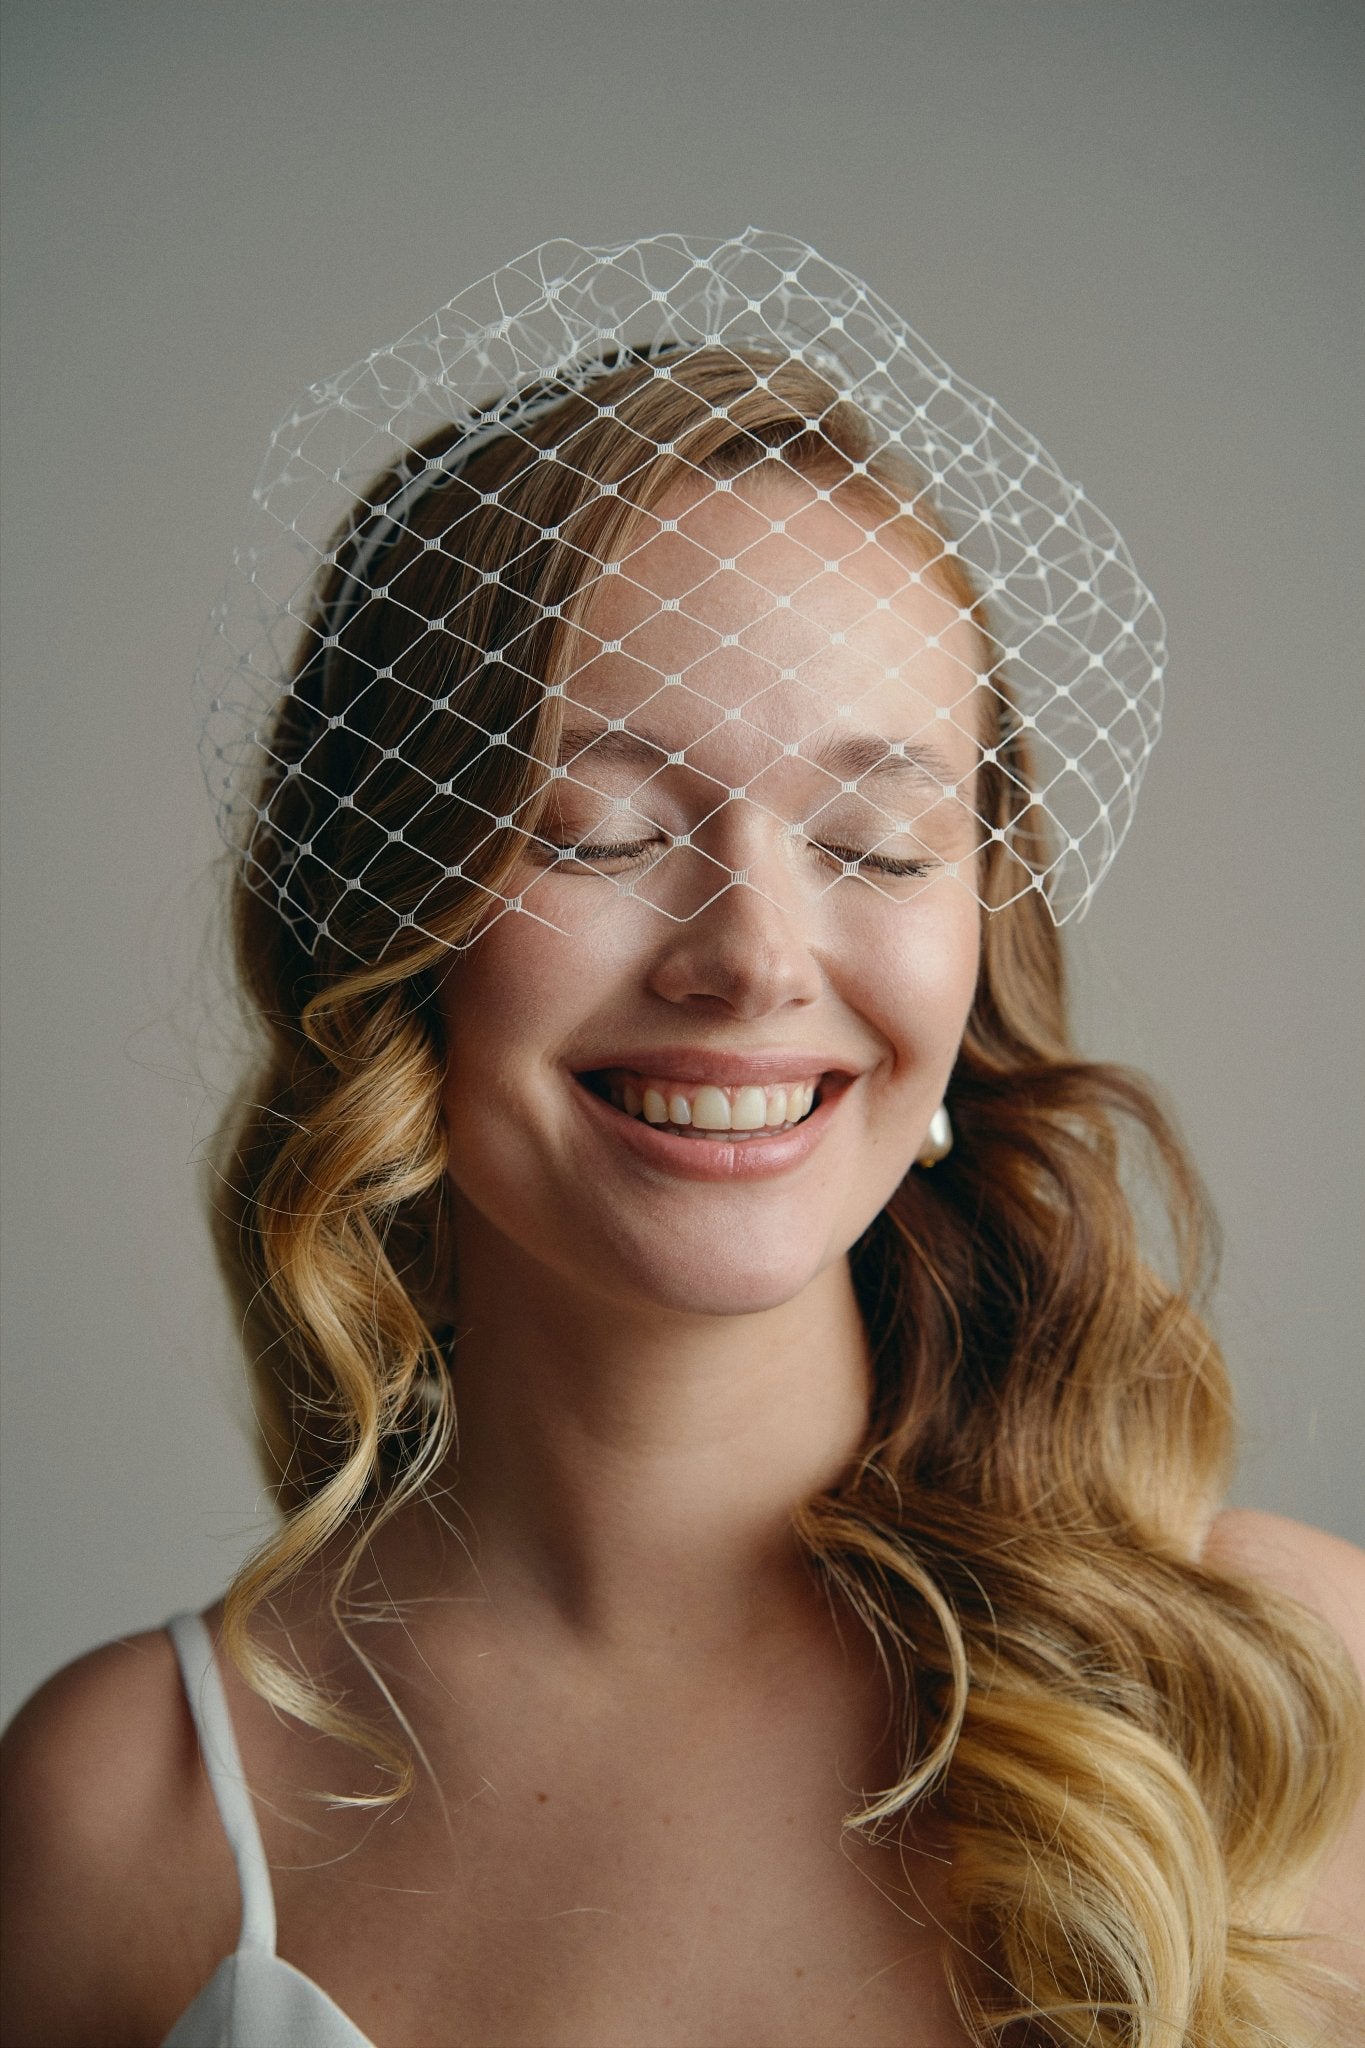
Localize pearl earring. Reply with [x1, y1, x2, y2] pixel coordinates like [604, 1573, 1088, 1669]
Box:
[916, 1104, 954, 1168]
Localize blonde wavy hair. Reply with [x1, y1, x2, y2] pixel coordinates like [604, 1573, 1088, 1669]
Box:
[210, 348, 1364, 2045]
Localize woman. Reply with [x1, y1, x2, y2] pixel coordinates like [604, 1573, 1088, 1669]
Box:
[3, 232, 1362, 2047]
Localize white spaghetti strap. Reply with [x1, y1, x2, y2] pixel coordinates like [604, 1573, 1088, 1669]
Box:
[166, 1611, 277, 1956]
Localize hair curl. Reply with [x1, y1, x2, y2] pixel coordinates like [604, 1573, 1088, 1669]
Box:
[209, 347, 1364, 2045]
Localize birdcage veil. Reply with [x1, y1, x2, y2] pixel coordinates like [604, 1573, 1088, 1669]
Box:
[198, 228, 1164, 959]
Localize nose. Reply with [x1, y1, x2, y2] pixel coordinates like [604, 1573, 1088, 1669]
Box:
[645, 823, 825, 1021]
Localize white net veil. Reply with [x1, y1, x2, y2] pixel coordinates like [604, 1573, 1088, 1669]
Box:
[199, 229, 1164, 962]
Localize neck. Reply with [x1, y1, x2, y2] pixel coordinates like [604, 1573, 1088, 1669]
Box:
[428, 1196, 873, 1660]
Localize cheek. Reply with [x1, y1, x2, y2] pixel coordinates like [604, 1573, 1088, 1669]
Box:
[435, 918, 635, 1209]
[440, 913, 591, 1061]
[436, 926, 574, 1161]
[860, 893, 981, 1078]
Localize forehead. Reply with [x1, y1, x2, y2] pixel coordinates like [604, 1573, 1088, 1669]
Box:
[556, 471, 987, 778]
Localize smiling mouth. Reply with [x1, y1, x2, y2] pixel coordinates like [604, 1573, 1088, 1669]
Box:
[577, 1069, 826, 1141]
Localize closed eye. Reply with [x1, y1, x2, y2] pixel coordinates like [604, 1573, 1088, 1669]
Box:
[816, 844, 935, 879]
[547, 835, 666, 871]
[542, 835, 934, 879]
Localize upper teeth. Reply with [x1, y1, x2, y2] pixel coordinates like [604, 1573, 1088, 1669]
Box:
[608, 1074, 819, 1130]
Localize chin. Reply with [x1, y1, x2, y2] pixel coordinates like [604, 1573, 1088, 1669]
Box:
[597, 1224, 839, 1320]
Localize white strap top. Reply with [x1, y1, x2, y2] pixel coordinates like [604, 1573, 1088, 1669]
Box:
[161, 1612, 378, 2048]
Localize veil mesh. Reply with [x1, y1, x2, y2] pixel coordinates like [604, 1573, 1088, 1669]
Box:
[198, 229, 1164, 959]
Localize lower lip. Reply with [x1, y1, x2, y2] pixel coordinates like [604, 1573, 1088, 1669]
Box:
[571, 1077, 846, 1182]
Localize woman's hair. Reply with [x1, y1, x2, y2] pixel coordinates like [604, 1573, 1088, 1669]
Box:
[210, 348, 1363, 2046]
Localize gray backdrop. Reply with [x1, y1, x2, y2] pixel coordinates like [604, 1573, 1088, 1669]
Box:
[2, 0, 1360, 1726]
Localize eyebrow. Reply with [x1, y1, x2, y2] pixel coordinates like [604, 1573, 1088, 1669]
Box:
[552, 718, 971, 794]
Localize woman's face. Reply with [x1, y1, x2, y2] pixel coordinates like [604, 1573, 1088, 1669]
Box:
[436, 472, 986, 1317]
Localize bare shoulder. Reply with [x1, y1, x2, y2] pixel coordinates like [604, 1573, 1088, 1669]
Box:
[0, 1627, 236, 2048]
[1202, 1507, 1365, 1670]
[1204, 1509, 1365, 1979]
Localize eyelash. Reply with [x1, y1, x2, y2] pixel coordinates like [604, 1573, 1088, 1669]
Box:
[553, 837, 933, 879]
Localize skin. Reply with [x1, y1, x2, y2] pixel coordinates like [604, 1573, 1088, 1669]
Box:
[1, 476, 1362, 2046]
[431, 472, 985, 1654]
